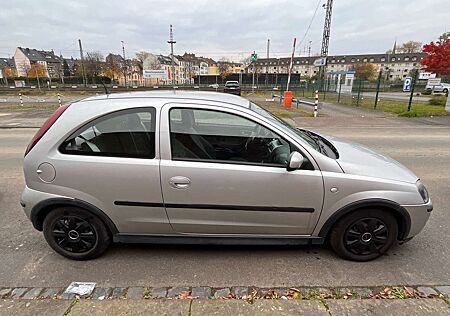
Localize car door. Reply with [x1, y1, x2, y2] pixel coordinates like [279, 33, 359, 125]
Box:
[159, 103, 324, 236]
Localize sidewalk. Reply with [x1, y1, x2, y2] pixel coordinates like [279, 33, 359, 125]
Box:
[1, 285, 450, 315]
[2, 297, 449, 316]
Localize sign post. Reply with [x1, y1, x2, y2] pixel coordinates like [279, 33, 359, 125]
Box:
[407, 69, 418, 112]
[251, 51, 257, 93]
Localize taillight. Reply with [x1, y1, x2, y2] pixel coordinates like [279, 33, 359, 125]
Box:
[25, 104, 70, 156]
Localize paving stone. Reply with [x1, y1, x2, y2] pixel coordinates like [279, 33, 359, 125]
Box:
[10, 288, 29, 299]
[167, 287, 189, 298]
[191, 299, 329, 315]
[214, 288, 231, 298]
[39, 288, 62, 299]
[151, 287, 168, 298]
[69, 300, 190, 316]
[0, 299, 71, 316]
[435, 286, 450, 296]
[316, 287, 334, 297]
[126, 287, 144, 299]
[328, 298, 450, 315]
[22, 288, 44, 300]
[110, 287, 126, 299]
[0, 288, 12, 298]
[353, 287, 373, 298]
[231, 286, 248, 297]
[191, 287, 212, 298]
[90, 287, 113, 300]
[59, 291, 75, 300]
[417, 286, 438, 297]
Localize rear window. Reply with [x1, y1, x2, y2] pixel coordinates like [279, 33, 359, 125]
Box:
[60, 108, 156, 159]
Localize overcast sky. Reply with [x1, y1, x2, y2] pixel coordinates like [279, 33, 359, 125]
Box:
[0, 0, 448, 61]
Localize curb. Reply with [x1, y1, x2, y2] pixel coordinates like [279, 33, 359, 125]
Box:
[1, 285, 450, 302]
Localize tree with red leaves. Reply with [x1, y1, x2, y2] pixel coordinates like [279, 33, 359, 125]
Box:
[420, 32, 450, 76]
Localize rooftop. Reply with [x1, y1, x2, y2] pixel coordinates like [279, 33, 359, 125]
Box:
[79, 90, 250, 108]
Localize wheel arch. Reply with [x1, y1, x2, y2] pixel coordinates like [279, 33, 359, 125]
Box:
[30, 198, 119, 235]
[318, 199, 411, 241]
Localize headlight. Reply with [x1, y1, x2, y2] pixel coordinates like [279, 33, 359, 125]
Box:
[416, 181, 429, 203]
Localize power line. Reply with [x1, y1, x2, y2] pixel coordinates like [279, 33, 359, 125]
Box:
[297, 0, 322, 54]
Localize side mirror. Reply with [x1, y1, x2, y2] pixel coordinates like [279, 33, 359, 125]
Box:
[287, 151, 304, 171]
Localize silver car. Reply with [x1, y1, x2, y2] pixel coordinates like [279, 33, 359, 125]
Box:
[21, 91, 432, 261]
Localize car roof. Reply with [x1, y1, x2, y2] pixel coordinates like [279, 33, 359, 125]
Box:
[77, 90, 250, 108]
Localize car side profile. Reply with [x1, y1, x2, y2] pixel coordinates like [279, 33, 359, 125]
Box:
[21, 91, 432, 261]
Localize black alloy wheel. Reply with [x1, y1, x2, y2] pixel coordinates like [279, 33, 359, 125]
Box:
[329, 209, 398, 261]
[52, 216, 97, 253]
[343, 218, 389, 256]
[43, 207, 111, 260]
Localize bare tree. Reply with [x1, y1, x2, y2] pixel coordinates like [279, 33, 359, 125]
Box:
[398, 41, 422, 53]
[218, 57, 231, 79]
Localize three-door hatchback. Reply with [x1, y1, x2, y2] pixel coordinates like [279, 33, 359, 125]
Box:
[21, 91, 432, 261]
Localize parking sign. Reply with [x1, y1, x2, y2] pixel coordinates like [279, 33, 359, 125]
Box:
[403, 77, 412, 92]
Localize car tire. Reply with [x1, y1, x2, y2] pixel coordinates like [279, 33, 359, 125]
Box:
[329, 209, 398, 261]
[43, 207, 111, 260]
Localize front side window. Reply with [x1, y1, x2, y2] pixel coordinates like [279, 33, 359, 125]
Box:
[61, 108, 156, 158]
[169, 108, 294, 167]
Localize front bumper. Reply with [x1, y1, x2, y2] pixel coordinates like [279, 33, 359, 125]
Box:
[401, 198, 433, 239]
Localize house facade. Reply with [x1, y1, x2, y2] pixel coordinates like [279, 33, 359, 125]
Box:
[14, 47, 62, 78]
[252, 52, 426, 81]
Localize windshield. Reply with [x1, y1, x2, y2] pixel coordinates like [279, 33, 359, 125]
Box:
[249, 102, 320, 151]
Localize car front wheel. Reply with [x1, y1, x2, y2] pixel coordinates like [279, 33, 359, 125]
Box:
[329, 209, 398, 261]
[43, 207, 111, 260]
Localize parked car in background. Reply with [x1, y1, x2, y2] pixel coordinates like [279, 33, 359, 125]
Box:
[425, 82, 450, 95]
[224, 81, 241, 96]
[21, 91, 432, 261]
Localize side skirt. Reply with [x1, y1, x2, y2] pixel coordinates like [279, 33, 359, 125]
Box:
[114, 234, 324, 246]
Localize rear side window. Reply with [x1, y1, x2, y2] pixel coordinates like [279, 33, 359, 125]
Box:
[60, 108, 156, 158]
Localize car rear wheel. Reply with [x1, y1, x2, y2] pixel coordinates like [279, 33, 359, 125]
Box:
[43, 207, 111, 260]
[329, 209, 398, 261]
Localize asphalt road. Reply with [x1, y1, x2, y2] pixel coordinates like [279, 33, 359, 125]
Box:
[0, 107, 449, 289]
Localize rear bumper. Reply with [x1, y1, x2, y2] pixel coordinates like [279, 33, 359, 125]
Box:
[401, 198, 433, 239]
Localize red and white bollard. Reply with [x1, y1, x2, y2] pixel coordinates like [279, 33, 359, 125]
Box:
[19, 93, 23, 106]
[314, 90, 319, 117]
[57, 93, 62, 107]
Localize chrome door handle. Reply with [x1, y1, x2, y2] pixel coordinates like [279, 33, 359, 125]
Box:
[169, 176, 191, 189]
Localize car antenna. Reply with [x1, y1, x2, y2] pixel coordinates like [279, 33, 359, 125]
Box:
[99, 77, 110, 95]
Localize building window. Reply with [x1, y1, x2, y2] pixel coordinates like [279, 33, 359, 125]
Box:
[412, 57, 417, 61]
[381, 57, 386, 62]
[370, 58, 374, 62]
[405, 57, 410, 61]
[391, 57, 396, 61]
[341, 59, 345, 63]
[363, 58, 368, 62]
[351, 58, 356, 62]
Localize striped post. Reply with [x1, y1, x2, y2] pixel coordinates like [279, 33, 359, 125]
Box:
[57, 93, 62, 107]
[19, 93, 23, 106]
[314, 90, 319, 118]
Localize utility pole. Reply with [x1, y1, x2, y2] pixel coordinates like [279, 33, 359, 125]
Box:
[167, 24, 176, 86]
[265, 39, 270, 86]
[308, 40, 312, 57]
[78, 39, 87, 87]
[121, 40, 128, 88]
[319, 0, 334, 90]
[59, 53, 64, 85]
